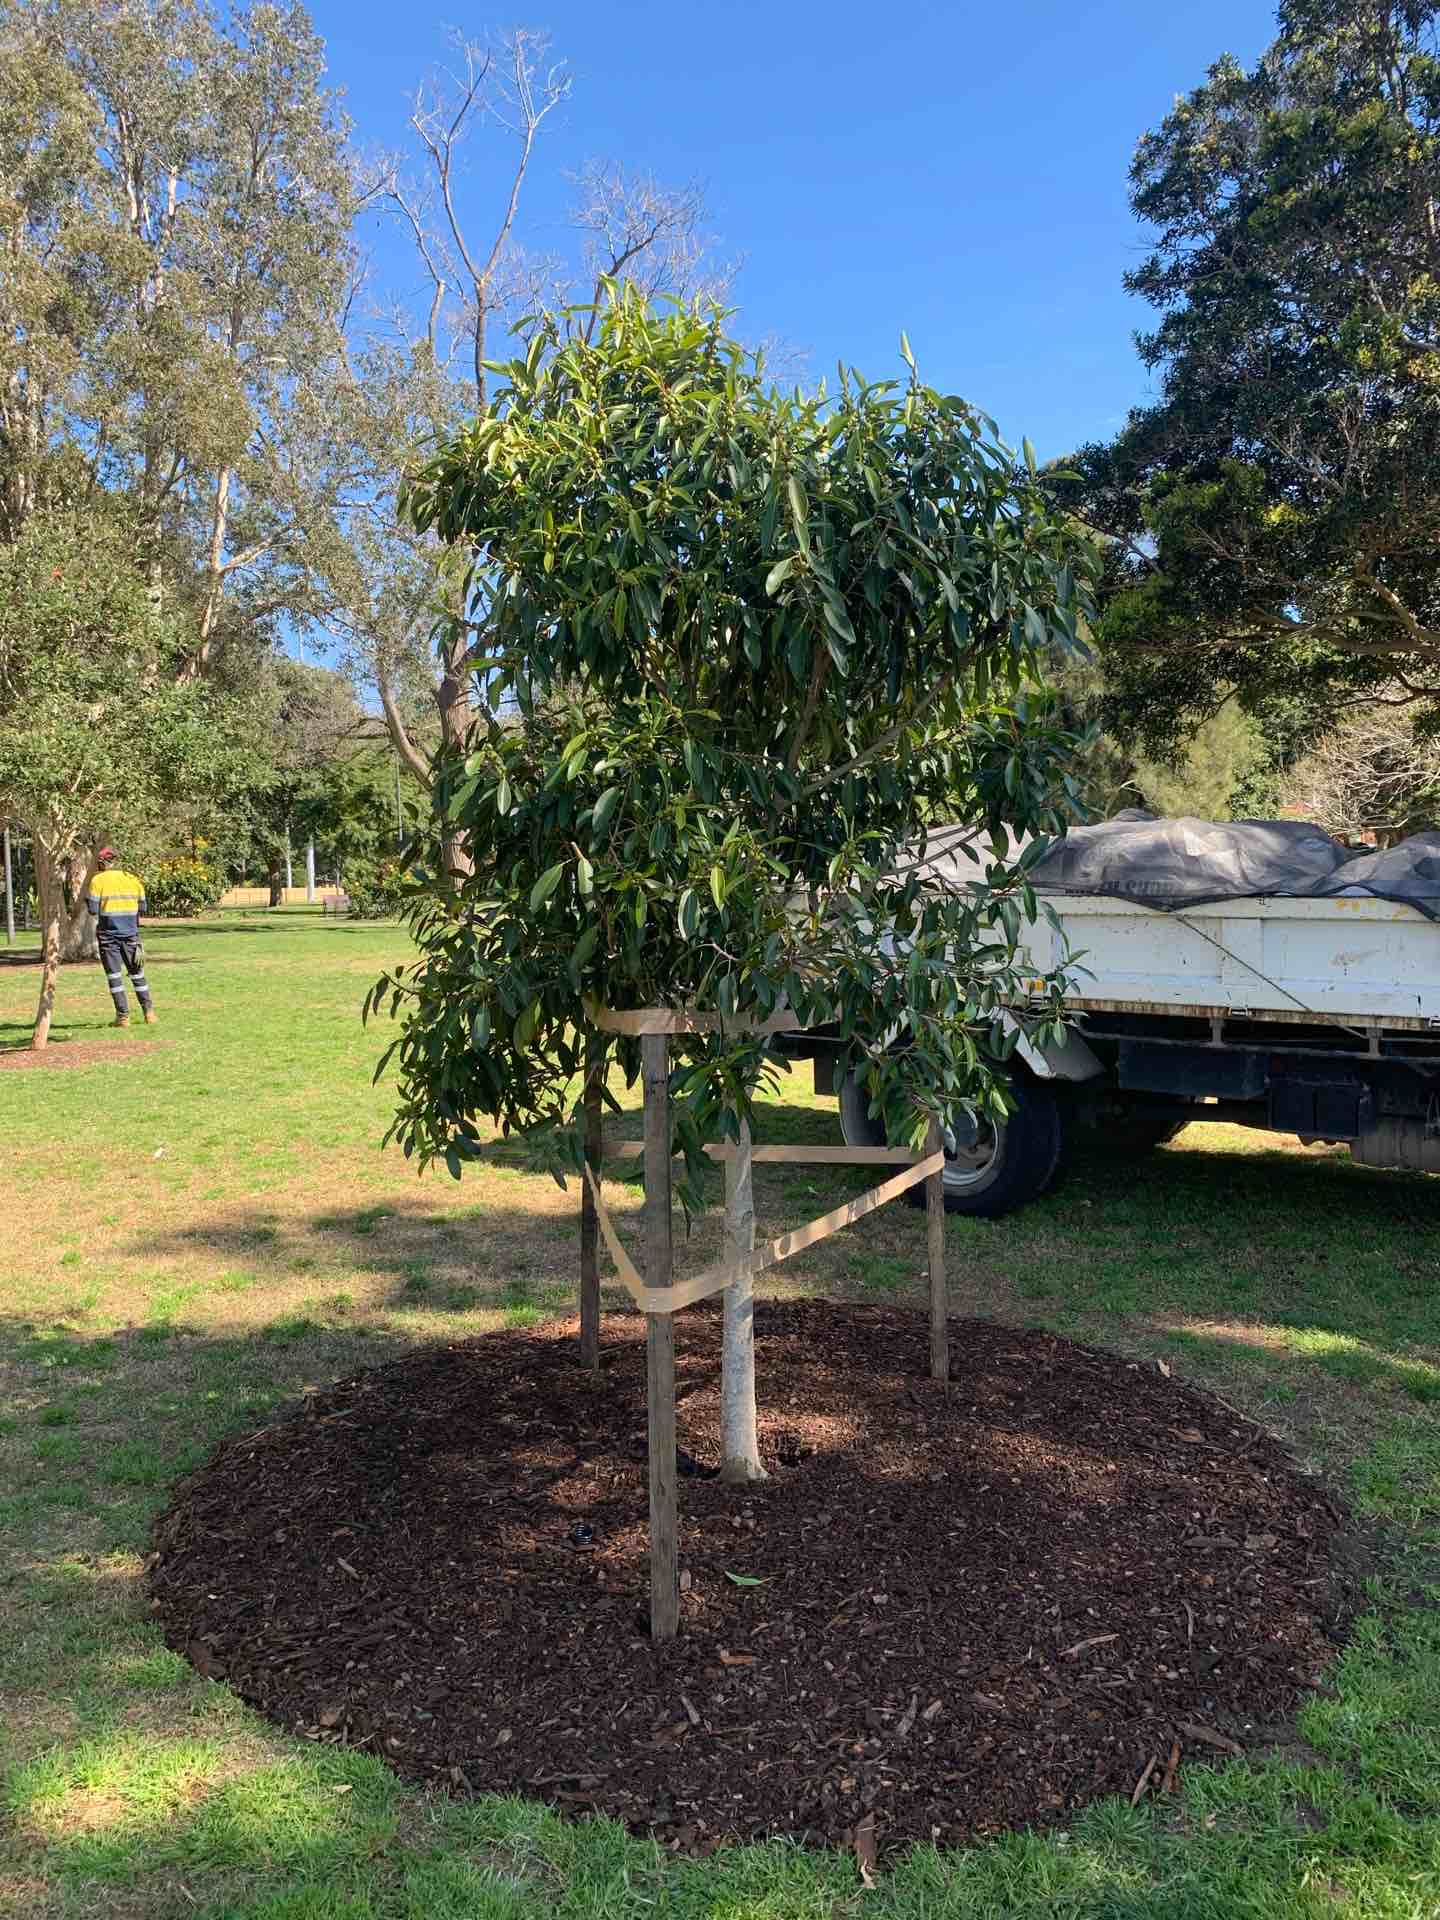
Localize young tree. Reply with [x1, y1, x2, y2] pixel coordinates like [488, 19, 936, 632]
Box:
[369, 290, 1093, 1481]
[0, 511, 246, 1047]
[1061, 0, 1440, 756]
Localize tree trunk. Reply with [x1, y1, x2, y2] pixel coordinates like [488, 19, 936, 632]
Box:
[31, 835, 64, 1050]
[57, 853, 98, 961]
[720, 1114, 766, 1484]
[438, 627, 475, 882]
[268, 857, 284, 909]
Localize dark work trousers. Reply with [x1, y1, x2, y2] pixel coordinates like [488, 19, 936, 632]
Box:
[98, 933, 153, 1016]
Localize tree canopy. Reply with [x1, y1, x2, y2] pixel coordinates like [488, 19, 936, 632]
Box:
[1062, 0, 1440, 755]
[0, 0, 358, 666]
[370, 290, 1095, 1194]
[0, 509, 249, 1042]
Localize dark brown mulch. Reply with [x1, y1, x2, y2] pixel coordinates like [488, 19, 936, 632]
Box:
[0, 1039, 163, 1070]
[149, 1302, 1354, 1856]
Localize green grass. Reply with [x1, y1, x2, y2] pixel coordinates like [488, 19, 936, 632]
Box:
[3, 906, 1440, 1915]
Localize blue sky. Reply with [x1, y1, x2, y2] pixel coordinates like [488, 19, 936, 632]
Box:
[309, 0, 1275, 460]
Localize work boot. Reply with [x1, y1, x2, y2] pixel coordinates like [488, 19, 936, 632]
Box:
[143, 1008, 158, 1026]
[113, 1013, 130, 1029]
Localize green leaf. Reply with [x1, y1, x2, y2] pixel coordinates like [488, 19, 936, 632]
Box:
[899, 330, 916, 372]
[576, 852, 594, 896]
[1022, 436, 1037, 477]
[709, 864, 726, 909]
[724, 1571, 770, 1587]
[529, 864, 565, 911]
[591, 785, 622, 838]
[765, 556, 796, 595]
[678, 887, 700, 941]
[568, 923, 600, 982]
[787, 475, 809, 533]
[495, 773, 512, 816]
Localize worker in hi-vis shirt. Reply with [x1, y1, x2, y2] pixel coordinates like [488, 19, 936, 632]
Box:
[87, 848, 157, 1028]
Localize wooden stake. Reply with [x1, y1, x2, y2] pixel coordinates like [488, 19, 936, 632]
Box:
[927, 1118, 948, 1382]
[642, 1033, 679, 1641]
[579, 1036, 603, 1370]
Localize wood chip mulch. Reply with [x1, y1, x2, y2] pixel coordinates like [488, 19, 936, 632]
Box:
[0, 1039, 163, 1070]
[148, 1301, 1354, 1857]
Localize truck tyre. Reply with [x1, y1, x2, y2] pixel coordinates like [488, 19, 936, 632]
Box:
[837, 1070, 1062, 1219]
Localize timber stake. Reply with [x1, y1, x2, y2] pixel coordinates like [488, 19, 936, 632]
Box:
[579, 1037, 603, 1370]
[927, 1118, 948, 1382]
[642, 1032, 680, 1640]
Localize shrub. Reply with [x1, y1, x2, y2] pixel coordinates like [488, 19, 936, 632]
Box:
[146, 856, 223, 918]
[344, 860, 409, 921]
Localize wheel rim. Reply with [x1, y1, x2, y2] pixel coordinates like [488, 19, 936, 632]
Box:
[942, 1116, 1005, 1192]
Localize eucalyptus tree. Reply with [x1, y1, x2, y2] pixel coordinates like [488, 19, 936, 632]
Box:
[0, 0, 362, 950]
[0, 511, 249, 1047]
[323, 31, 734, 846]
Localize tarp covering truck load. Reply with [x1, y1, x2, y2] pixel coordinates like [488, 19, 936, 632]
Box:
[791, 816, 1440, 1219]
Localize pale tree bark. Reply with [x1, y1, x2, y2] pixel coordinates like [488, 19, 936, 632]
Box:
[58, 852, 99, 962]
[437, 627, 475, 880]
[377, 653, 432, 786]
[720, 1114, 766, 1484]
[30, 834, 65, 1050]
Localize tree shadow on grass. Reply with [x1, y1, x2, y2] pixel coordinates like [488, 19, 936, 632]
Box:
[108, 1109, 1440, 1419]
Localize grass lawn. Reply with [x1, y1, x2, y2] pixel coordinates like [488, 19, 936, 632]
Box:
[3, 907, 1440, 1917]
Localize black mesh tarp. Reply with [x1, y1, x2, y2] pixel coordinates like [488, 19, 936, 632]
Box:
[1023, 815, 1440, 918]
[1308, 832, 1440, 916]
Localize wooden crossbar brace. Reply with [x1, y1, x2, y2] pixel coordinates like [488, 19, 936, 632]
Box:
[583, 1150, 943, 1316]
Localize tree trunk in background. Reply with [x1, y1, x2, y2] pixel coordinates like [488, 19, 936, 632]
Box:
[438, 628, 475, 883]
[31, 836, 64, 1050]
[720, 1114, 766, 1484]
[268, 857, 284, 908]
[57, 853, 99, 962]
[305, 839, 316, 903]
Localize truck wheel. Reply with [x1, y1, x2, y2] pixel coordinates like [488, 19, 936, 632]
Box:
[837, 1071, 1062, 1219]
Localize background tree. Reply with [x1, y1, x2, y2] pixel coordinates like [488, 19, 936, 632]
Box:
[1061, 0, 1440, 758]
[1279, 691, 1440, 838]
[0, 510, 248, 1047]
[322, 31, 734, 835]
[369, 290, 1094, 1479]
[0, 0, 361, 945]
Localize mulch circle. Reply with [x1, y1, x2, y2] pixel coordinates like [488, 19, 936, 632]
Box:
[0, 1039, 164, 1071]
[149, 1301, 1355, 1857]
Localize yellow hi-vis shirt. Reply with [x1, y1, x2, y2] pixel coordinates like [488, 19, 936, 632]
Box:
[87, 869, 148, 936]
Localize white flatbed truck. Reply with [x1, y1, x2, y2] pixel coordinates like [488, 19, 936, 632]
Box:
[800, 883, 1440, 1218]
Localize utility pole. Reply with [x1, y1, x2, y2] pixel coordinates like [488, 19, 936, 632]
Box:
[305, 838, 316, 904]
[3, 825, 14, 946]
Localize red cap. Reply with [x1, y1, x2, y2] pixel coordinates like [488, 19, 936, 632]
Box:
[97, 846, 115, 861]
